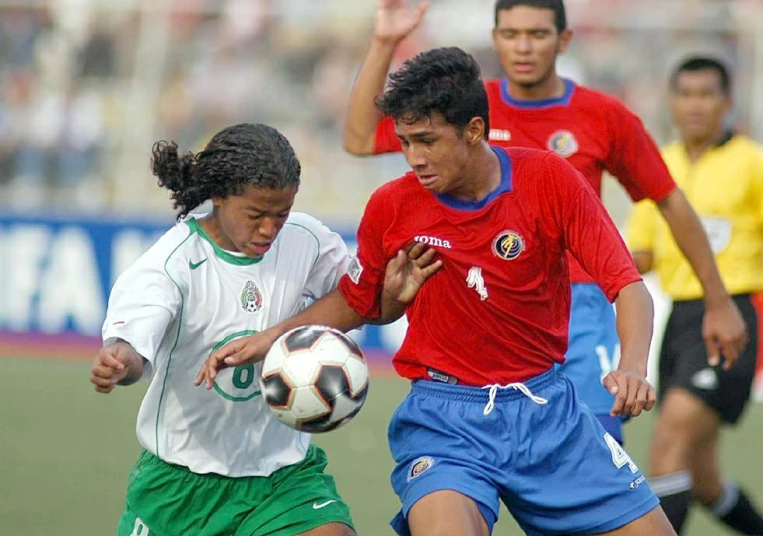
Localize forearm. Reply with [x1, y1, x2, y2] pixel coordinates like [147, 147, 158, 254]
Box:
[343, 38, 398, 155]
[657, 189, 729, 303]
[271, 289, 368, 338]
[111, 340, 146, 386]
[614, 281, 654, 376]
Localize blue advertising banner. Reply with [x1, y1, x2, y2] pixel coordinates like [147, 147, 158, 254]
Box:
[0, 213, 403, 364]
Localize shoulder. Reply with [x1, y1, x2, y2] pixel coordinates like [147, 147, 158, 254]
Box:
[368, 172, 421, 206]
[505, 146, 574, 177]
[660, 140, 683, 160]
[728, 135, 763, 159]
[571, 84, 639, 122]
[281, 212, 345, 248]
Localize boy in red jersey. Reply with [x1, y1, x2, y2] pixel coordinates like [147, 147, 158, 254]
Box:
[343, 0, 746, 446]
[198, 47, 675, 536]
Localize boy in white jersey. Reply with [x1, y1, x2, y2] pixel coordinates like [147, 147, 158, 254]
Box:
[89, 123, 440, 536]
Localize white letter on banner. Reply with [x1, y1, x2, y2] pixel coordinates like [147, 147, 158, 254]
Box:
[38, 227, 104, 335]
[6, 225, 50, 331]
[111, 230, 156, 286]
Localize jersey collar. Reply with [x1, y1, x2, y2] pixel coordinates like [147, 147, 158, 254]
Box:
[500, 77, 575, 109]
[187, 218, 263, 265]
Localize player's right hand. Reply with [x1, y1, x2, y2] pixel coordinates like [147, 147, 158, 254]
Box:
[375, 0, 430, 45]
[195, 329, 280, 390]
[603, 369, 657, 418]
[90, 344, 131, 394]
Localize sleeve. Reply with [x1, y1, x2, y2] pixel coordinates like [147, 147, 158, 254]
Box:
[604, 102, 677, 203]
[373, 116, 403, 155]
[102, 260, 181, 370]
[625, 200, 659, 253]
[539, 154, 642, 302]
[337, 190, 389, 318]
[303, 221, 352, 300]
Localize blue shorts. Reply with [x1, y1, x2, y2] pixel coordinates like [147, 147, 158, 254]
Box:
[560, 282, 626, 442]
[387, 368, 658, 536]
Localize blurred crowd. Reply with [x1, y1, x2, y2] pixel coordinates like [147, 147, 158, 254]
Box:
[0, 0, 761, 225]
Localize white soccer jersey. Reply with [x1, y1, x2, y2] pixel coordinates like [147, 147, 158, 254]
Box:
[102, 213, 351, 477]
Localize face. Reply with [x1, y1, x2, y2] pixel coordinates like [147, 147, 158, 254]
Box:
[395, 112, 484, 196]
[670, 69, 730, 143]
[212, 184, 297, 257]
[492, 6, 571, 88]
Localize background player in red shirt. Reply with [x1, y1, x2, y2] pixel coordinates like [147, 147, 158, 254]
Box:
[199, 47, 675, 536]
[342, 0, 747, 447]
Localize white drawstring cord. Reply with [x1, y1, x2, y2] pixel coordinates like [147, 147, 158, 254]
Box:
[482, 382, 549, 415]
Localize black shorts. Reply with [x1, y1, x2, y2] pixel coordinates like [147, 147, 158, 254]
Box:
[658, 294, 758, 424]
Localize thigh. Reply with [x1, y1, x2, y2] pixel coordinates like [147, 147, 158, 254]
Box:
[121, 451, 242, 536]
[387, 387, 500, 536]
[408, 490, 489, 536]
[498, 376, 659, 536]
[595, 506, 676, 536]
[239, 445, 354, 536]
[561, 284, 619, 416]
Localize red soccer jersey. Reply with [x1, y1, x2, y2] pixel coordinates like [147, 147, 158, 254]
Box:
[373, 78, 677, 284]
[339, 147, 642, 386]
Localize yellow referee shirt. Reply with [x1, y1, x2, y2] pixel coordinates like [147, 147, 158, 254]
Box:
[626, 133, 763, 300]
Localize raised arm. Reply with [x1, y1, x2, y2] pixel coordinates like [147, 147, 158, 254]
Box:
[343, 0, 429, 155]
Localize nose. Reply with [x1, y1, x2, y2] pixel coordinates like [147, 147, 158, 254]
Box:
[405, 144, 427, 170]
[258, 217, 279, 241]
[515, 34, 531, 54]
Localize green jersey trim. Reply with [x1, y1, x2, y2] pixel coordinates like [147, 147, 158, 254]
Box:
[155, 227, 196, 459]
[187, 218, 262, 266]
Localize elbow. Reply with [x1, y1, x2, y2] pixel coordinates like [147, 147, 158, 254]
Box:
[342, 131, 374, 156]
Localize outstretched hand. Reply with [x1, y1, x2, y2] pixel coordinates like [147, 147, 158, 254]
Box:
[603, 369, 656, 418]
[383, 242, 443, 304]
[194, 330, 280, 390]
[375, 0, 430, 44]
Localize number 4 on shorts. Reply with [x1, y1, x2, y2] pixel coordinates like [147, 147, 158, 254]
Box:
[604, 432, 638, 473]
[131, 518, 150, 536]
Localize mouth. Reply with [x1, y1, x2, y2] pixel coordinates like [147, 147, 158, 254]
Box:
[513, 62, 534, 73]
[417, 174, 440, 189]
[249, 242, 272, 255]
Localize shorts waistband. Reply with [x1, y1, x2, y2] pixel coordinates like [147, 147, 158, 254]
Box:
[412, 367, 558, 402]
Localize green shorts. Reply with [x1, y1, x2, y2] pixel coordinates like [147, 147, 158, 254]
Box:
[117, 444, 354, 536]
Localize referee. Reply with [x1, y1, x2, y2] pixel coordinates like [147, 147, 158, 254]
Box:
[627, 56, 763, 535]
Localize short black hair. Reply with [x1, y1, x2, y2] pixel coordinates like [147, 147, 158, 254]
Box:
[375, 47, 489, 140]
[670, 56, 731, 95]
[152, 123, 301, 219]
[494, 0, 567, 33]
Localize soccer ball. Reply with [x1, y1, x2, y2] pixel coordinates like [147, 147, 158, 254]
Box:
[261, 325, 369, 433]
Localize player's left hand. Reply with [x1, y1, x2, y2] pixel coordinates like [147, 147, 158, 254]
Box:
[382, 242, 442, 304]
[702, 295, 748, 370]
[194, 329, 280, 390]
[603, 369, 656, 417]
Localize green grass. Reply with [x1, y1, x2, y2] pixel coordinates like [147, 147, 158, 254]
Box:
[2, 357, 762, 535]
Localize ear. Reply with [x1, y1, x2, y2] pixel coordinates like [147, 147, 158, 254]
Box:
[557, 29, 573, 54]
[211, 195, 223, 209]
[465, 117, 486, 145]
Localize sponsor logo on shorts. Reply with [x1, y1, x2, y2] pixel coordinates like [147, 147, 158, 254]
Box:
[691, 368, 718, 390]
[629, 475, 646, 490]
[312, 499, 338, 510]
[407, 456, 435, 482]
[130, 518, 150, 536]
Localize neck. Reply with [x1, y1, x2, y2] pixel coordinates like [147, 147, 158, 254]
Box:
[198, 213, 238, 252]
[447, 143, 502, 201]
[683, 128, 727, 162]
[505, 72, 566, 101]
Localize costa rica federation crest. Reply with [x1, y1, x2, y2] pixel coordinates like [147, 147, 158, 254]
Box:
[547, 130, 579, 158]
[493, 230, 524, 260]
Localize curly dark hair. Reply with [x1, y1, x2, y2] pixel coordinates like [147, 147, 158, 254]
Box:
[152, 123, 301, 218]
[375, 47, 489, 140]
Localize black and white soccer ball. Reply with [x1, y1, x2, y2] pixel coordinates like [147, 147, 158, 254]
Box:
[261, 325, 369, 433]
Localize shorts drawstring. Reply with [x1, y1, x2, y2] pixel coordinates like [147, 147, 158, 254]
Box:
[482, 382, 549, 415]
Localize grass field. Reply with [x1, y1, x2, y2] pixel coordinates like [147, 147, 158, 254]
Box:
[2, 357, 763, 536]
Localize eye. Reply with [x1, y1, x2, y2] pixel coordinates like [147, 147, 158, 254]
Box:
[500, 30, 516, 39]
